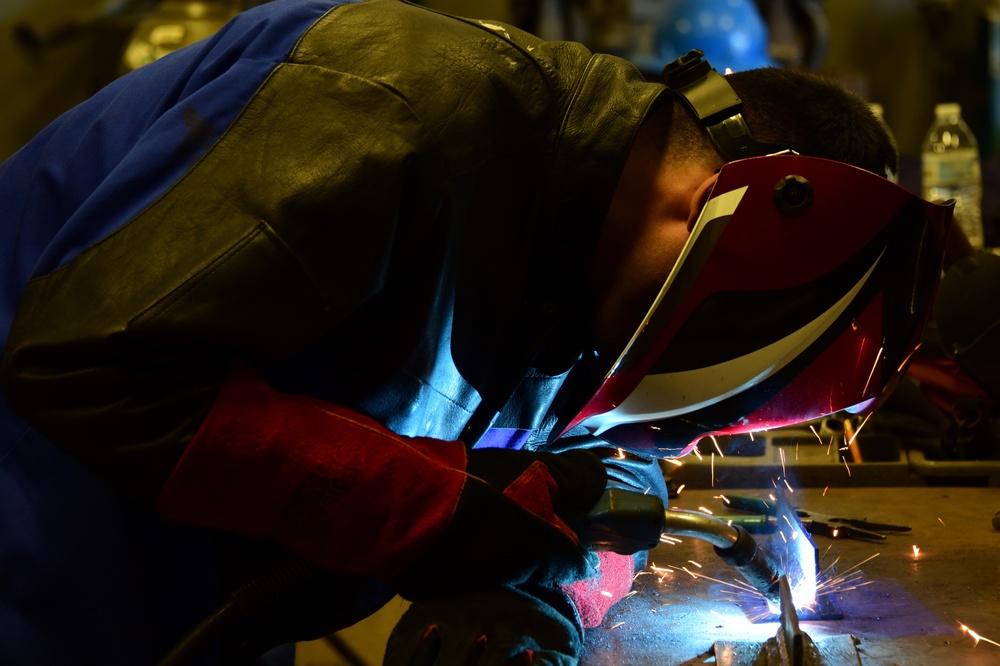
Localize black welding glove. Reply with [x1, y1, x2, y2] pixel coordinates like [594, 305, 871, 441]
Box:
[383, 584, 583, 666]
[392, 448, 607, 601]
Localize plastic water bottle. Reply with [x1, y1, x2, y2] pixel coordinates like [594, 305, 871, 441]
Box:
[921, 103, 984, 248]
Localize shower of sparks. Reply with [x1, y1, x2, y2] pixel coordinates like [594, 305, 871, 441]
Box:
[959, 622, 1000, 648]
[710, 435, 724, 457]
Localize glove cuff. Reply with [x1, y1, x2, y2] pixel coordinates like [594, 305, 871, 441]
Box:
[560, 551, 635, 628]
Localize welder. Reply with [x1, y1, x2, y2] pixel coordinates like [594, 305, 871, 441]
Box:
[0, 0, 952, 664]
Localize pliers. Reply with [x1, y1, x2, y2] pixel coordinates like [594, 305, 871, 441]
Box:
[715, 494, 912, 543]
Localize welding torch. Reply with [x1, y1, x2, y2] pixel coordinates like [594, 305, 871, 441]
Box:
[574, 488, 783, 605]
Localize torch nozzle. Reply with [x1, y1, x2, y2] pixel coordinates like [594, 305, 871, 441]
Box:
[712, 524, 782, 605]
[661, 509, 782, 605]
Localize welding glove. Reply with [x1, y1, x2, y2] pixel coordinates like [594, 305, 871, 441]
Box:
[383, 583, 583, 666]
[392, 448, 608, 601]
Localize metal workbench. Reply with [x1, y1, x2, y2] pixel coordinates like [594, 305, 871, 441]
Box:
[583, 485, 1000, 665]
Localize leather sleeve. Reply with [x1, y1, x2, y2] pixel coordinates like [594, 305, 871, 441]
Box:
[157, 360, 470, 577]
[1, 60, 448, 502]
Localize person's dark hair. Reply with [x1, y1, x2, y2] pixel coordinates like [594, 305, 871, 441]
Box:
[726, 67, 897, 177]
[658, 67, 897, 178]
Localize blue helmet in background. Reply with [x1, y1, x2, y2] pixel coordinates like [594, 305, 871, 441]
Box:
[656, 0, 777, 72]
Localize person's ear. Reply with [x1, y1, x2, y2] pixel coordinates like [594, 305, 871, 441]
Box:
[687, 172, 721, 231]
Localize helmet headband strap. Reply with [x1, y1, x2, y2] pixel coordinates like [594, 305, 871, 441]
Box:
[662, 49, 794, 161]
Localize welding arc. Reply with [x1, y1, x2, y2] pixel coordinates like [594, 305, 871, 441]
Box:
[661, 510, 782, 605]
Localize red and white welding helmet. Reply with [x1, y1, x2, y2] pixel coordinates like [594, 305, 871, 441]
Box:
[551, 153, 953, 457]
[546, 50, 955, 458]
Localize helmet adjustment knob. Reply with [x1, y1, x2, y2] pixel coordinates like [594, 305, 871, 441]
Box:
[773, 175, 813, 215]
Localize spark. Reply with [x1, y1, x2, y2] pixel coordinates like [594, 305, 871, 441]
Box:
[698, 506, 714, 515]
[600, 590, 613, 598]
[660, 534, 683, 545]
[711, 453, 715, 487]
[783, 478, 794, 493]
[681, 566, 699, 579]
[843, 420, 862, 463]
[810, 424, 823, 444]
[688, 560, 702, 568]
[749, 431, 755, 441]
[676, 483, 686, 494]
[768, 493, 777, 502]
[912, 545, 920, 557]
[822, 485, 829, 496]
[713, 494, 731, 504]
[616, 448, 626, 459]
[959, 622, 1000, 648]
[780, 447, 787, 476]
[648, 563, 675, 582]
[710, 435, 724, 457]
[938, 517, 946, 526]
[610, 621, 625, 631]
[693, 446, 703, 461]
[665, 458, 684, 467]
[842, 455, 852, 477]
[827, 436, 834, 456]
[862, 345, 884, 397]
[795, 441, 799, 461]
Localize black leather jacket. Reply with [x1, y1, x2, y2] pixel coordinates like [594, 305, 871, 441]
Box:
[3, 0, 666, 498]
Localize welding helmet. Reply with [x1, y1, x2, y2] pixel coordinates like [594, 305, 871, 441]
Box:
[548, 52, 954, 458]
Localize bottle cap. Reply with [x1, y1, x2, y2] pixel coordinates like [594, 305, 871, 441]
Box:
[935, 102, 961, 117]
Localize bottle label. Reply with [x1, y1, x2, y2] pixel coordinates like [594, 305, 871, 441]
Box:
[922, 150, 981, 186]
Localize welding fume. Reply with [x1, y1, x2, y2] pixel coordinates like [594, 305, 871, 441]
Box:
[0, 1, 955, 665]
